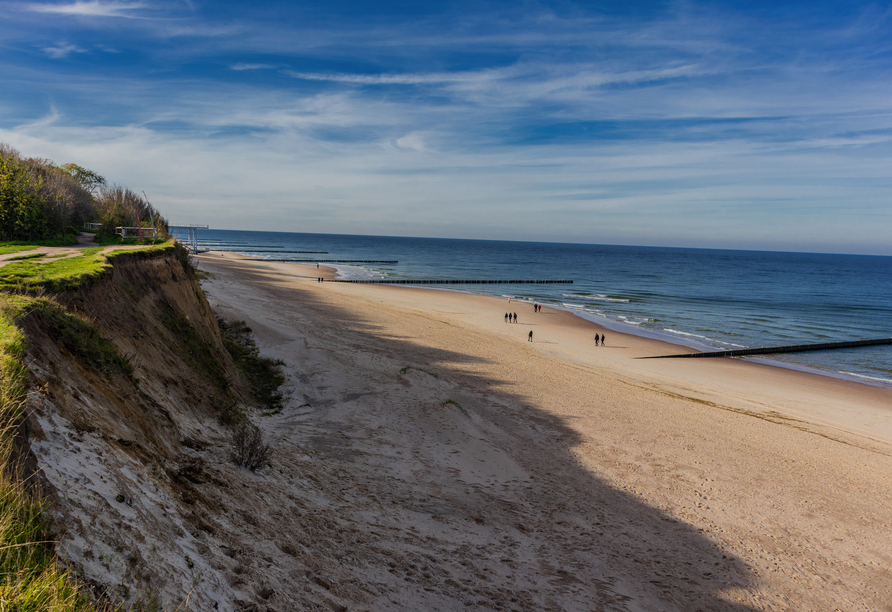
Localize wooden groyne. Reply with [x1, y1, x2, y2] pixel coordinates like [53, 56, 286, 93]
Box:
[333, 279, 574, 285]
[638, 337, 892, 359]
[262, 259, 399, 264]
[201, 244, 285, 248]
[210, 249, 328, 253]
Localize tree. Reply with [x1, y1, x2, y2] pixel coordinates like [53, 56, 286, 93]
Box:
[0, 157, 49, 240]
[58, 163, 106, 195]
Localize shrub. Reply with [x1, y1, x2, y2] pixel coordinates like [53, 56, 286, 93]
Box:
[218, 319, 285, 412]
[229, 423, 272, 471]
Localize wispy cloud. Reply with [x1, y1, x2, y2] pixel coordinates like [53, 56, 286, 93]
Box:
[2, 1, 891, 252]
[26, 1, 146, 18]
[229, 63, 277, 71]
[285, 71, 482, 85]
[43, 42, 87, 58]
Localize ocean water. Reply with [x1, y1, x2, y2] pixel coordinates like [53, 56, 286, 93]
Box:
[196, 229, 892, 388]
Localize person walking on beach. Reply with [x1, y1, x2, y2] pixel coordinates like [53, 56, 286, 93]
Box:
[601, 334, 606, 346]
[528, 330, 533, 342]
[505, 313, 509, 323]
[513, 312, 517, 323]
[595, 333, 600, 346]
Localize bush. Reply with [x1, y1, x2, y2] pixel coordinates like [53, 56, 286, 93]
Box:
[229, 423, 272, 471]
[218, 319, 285, 412]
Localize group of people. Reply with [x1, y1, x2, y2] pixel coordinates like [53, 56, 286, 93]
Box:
[533, 303, 542, 312]
[505, 312, 518, 323]
[595, 333, 606, 346]
[316, 277, 324, 282]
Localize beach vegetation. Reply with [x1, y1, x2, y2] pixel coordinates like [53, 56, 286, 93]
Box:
[229, 422, 272, 471]
[218, 318, 285, 413]
[399, 365, 438, 378]
[160, 304, 227, 387]
[27, 298, 134, 379]
[441, 398, 469, 417]
[0, 296, 103, 611]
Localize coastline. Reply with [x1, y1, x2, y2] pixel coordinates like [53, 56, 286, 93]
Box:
[195, 251, 892, 610]
[328, 260, 892, 391]
[209, 252, 892, 443]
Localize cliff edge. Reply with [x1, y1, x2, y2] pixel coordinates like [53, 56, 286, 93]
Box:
[19, 248, 260, 610]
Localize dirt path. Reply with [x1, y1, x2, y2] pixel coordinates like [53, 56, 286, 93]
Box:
[0, 233, 162, 267]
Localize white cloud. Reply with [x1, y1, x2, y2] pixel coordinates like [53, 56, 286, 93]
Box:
[285, 71, 479, 85]
[229, 63, 277, 71]
[43, 42, 87, 58]
[27, 1, 146, 18]
[394, 133, 426, 151]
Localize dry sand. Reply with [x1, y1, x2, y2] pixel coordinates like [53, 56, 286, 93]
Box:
[196, 252, 892, 611]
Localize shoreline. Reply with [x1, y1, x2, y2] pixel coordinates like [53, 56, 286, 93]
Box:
[324, 261, 892, 391]
[195, 251, 892, 610]
[202, 253, 892, 444]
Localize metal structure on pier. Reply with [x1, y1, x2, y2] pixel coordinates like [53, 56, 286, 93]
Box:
[169, 225, 209, 252]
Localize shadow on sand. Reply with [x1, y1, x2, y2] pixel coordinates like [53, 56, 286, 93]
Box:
[204, 257, 761, 612]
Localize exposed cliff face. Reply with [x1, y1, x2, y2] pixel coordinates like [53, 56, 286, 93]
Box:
[21, 251, 253, 609]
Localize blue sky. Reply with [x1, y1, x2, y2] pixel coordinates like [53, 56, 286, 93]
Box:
[2, 1, 891, 254]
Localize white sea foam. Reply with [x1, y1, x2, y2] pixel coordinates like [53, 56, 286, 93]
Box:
[663, 329, 711, 340]
[839, 371, 892, 384]
[561, 303, 585, 309]
[334, 265, 386, 281]
[561, 293, 630, 303]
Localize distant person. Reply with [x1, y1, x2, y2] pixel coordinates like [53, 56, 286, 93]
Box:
[513, 312, 517, 323]
[505, 313, 509, 323]
[538, 304, 542, 312]
[601, 334, 606, 346]
[595, 333, 600, 346]
[528, 330, 533, 342]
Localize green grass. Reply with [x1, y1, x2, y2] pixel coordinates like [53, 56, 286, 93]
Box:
[92, 236, 167, 247]
[0, 242, 175, 293]
[0, 237, 79, 254]
[28, 299, 134, 378]
[0, 245, 39, 256]
[6, 253, 46, 262]
[0, 297, 101, 611]
[0, 240, 187, 610]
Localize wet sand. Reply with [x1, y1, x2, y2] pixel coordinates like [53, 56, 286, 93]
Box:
[197, 251, 892, 611]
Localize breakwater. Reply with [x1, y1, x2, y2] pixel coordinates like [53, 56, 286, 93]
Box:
[333, 279, 574, 284]
[211, 250, 328, 253]
[639, 337, 892, 359]
[266, 259, 399, 263]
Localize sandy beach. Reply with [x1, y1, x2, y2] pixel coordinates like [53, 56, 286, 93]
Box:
[196, 251, 892, 611]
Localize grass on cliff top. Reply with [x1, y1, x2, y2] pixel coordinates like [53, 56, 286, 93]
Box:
[0, 237, 79, 255]
[0, 297, 100, 611]
[0, 241, 174, 293]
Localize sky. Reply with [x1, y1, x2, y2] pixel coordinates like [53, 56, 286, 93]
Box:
[1, 1, 891, 254]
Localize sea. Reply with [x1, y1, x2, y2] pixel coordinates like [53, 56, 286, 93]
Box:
[194, 229, 892, 389]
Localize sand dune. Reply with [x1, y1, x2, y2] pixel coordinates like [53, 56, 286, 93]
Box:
[197, 251, 892, 611]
